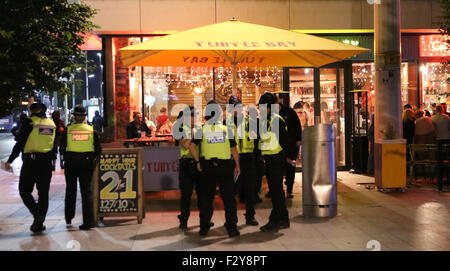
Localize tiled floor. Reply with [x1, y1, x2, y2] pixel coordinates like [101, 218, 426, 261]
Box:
[0, 159, 449, 251]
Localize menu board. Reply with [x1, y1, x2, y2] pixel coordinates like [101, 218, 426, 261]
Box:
[93, 148, 144, 224]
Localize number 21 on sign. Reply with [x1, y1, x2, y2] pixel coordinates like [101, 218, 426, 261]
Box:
[100, 170, 136, 199]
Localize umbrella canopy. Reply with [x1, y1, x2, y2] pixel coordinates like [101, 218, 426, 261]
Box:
[120, 18, 369, 94]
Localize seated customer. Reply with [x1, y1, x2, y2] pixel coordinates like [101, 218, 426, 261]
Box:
[126, 112, 151, 139]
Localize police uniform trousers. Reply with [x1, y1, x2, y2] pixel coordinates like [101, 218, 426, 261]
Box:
[263, 153, 289, 223]
[179, 158, 200, 220]
[19, 153, 53, 220]
[64, 153, 95, 225]
[237, 153, 256, 219]
[284, 146, 299, 195]
[254, 152, 265, 197]
[198, 159, 237, 231]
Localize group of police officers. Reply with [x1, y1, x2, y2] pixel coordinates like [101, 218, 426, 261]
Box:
[6, 91, 300, 238]
[175, 92, 301, 237]
[6, 104, 100, 233]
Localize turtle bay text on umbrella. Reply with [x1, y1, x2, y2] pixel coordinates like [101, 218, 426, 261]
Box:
[194, 41, 297, 48]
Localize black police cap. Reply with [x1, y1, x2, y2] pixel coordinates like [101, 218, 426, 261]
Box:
[72, 105, 87, 116]
[29, 103, 44, 112]
[258, 92, 277, 105]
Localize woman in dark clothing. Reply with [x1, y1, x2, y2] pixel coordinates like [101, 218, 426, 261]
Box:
[402, 108, 415, 145]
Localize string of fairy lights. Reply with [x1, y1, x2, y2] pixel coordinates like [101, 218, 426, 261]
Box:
[137, 66, 282, 97]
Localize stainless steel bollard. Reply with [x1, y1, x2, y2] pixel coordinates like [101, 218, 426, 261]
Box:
[302, 124, 337, 218]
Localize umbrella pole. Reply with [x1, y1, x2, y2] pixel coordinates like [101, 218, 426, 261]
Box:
[232, 63, 237, 96]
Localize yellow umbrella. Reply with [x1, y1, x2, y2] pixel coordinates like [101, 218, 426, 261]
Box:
[120, 18, 369, 95]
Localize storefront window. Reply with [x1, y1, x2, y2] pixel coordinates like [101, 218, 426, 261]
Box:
[420, 62, 449, 111]
[289, 68, 314, 129]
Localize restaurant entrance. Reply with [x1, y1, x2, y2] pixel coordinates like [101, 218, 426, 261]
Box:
[286, 61, 353, 170]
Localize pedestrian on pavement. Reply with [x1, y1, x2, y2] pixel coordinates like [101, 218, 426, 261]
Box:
[173, 106, 201, 230]
[228, 95, 259, 226]
[51, 110, 65, 171]
[249, 105, 264, 204]
[189, 100, 241, 238]
[276, 93, 302, 199]
[258, 92, 290, 232]
[60, 106, 101, 230]
[92, 110, 104, 134]
[5, 103, 57, 233]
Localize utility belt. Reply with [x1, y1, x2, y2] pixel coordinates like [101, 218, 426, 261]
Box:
[64, 151, 96, 162]
[201, 157, 232, 167]
[180, 157, 196, 166]
[239, 152, 254, 159]
[23, 152, 53, 160]
[262, 152, 284, 160]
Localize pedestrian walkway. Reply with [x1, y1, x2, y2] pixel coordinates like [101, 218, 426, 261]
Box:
[0, 159, 449, 251]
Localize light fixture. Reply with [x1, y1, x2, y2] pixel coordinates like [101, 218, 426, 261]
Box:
[88, 74, 95, 78]
[194, 87, 204, 95]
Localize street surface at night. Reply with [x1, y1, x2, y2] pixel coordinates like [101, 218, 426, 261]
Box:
[0, 164, 448, 251]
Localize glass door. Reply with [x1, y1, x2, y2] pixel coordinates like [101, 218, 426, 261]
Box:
[288, 65, 347, 168]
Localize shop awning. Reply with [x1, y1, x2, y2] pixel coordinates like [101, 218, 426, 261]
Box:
[120, 19, 369, 94]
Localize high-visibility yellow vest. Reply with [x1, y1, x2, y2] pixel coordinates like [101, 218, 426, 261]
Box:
[24, 116, 56, 153]
[259, 114, 286, 155]
[179, 125, 199, 158]
[200, 123, 231, 160]
[237, 117, 255, 154]
[66, 123, 94, 152]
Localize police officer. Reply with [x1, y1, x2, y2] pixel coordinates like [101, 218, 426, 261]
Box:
[258, 92, 290, 232]
[5, 103, 56, 233]
[189, 100, 241, 237]
[173, 106, 200, 230]
[276, 93, 302, 198]
[228, 96, 258, 226]
[60, 106, 101, 230]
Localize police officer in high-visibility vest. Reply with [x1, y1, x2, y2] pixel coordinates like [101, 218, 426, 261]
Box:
[227, 96, 259, 226]
[60, 106, 101, 230]
[173, 106, 201, 230]
[258, 92, 290, 232]
[189, 100, 241, 237]
[5, 103, 57, 233]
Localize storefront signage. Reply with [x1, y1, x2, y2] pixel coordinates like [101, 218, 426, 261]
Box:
[142, 147, 180, 191]
[420, 35, 450, 57]
[182, 56, 266, 65]
[93, 148, 144, 224]
[194, 41, 297, 48]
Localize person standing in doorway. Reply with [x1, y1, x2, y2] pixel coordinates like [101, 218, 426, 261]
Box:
[5, 103, 56, 233]
[60, 106, 101, 230]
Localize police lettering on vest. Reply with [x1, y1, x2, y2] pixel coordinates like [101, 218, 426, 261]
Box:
[24, 116, 56, 153]
[66, 123, 94, 152]
[201, 124, 231, 160]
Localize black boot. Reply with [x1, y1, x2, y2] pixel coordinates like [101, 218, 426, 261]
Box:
[30, 216, 46, 233]
[279, 220, 290, 229]
[178, 215, 188, 230]
[260, 221, 280, 232]
[245, 217, 259, 226]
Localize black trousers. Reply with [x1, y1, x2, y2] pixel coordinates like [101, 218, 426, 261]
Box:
[264, 153, 289, 223]
[19, 154, 53, 220]
[197, 159, 237, 230]
[179, 159, 200, 220]
[284, 162, 296, 195]
[237, 154, 256, 219]
[64, 154, 94, 225]
[254, 154, 265, 196]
